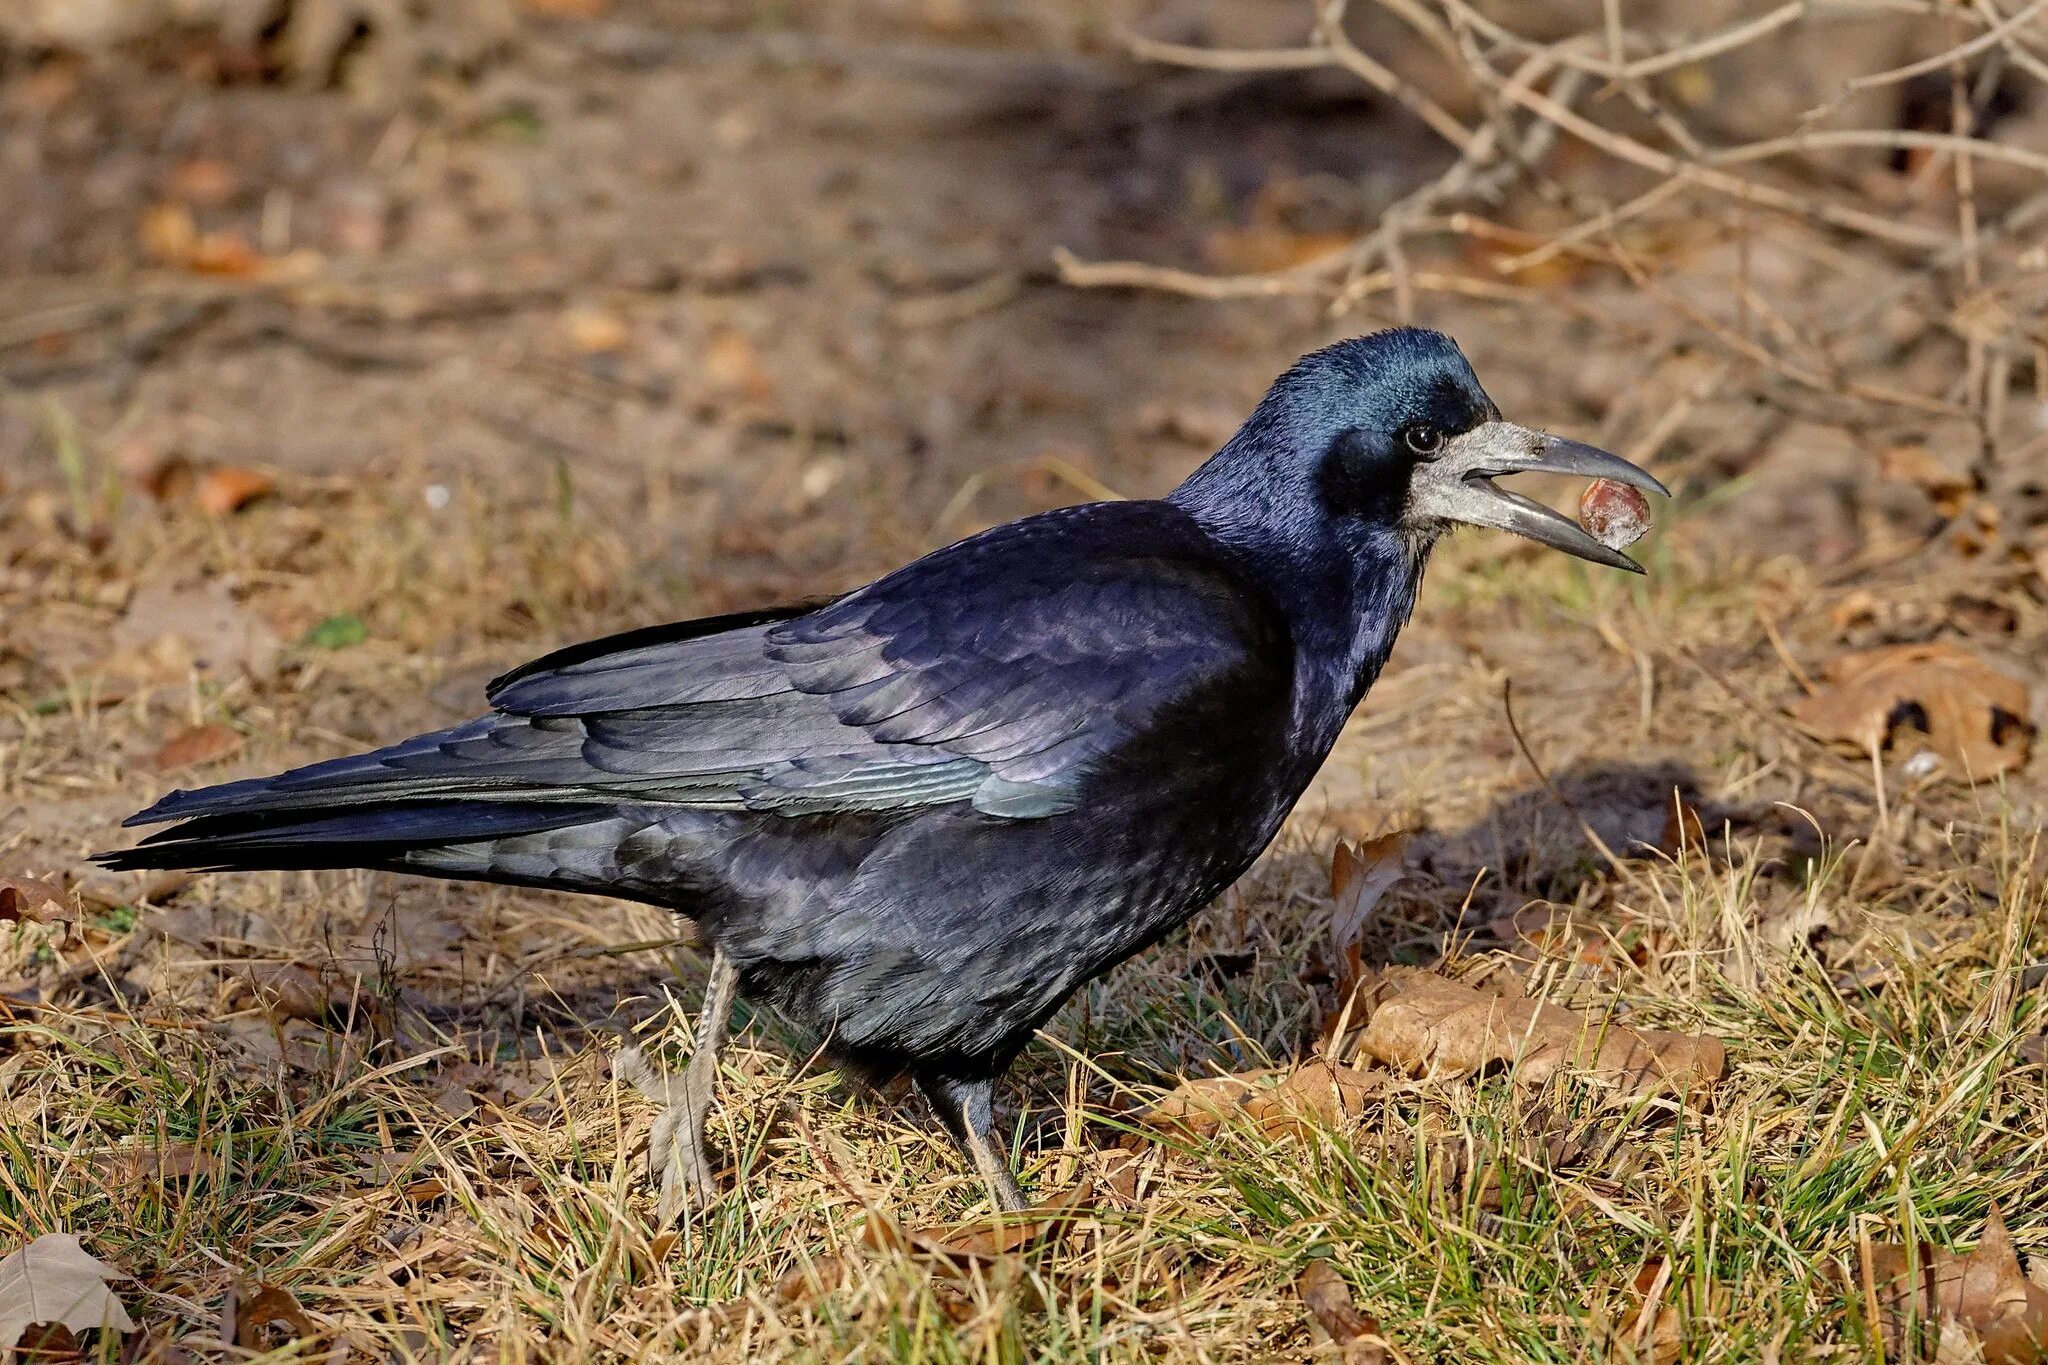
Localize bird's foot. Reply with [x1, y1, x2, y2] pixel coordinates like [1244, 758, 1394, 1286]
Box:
[614, 1042, 720, 1222]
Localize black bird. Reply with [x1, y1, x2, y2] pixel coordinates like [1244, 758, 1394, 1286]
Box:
[98, 328, 1666, 1215]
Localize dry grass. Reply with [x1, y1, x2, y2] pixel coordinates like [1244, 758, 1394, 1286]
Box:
[2, 441, 2044, 1362]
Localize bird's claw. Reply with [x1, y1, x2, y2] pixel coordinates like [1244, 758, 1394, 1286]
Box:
[617, 1042, 721, 1222]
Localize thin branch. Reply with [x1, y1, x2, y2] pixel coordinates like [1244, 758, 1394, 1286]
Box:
[1709, 128, 2048, 180]
[1845, 0, 2046, 89]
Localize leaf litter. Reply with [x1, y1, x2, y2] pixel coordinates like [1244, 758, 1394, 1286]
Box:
[0, 878, 69, 925]
[1850, 1204, 2048, 1365]
[1297, 1259, 1391, 1364]
[1139, 838, 1723, 1164]
[1792, 642, 2035, 779]
[149, 721, 243, 771]
[1332, 966, 1726, 1103]
[0, 1233, 136, 1355]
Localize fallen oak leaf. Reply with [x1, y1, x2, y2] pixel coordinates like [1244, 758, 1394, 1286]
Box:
[1125, 1067, 1280, 1143]
[0, 1233, 137, 1354]
[890, 1181, 1095, 1267]
[232, 962, 343, 1022]
[1131, 1059, 1382, 1145]
[1616, 1257, 1684, 1365]
[94, 1142, 216, 1190]
[0, 877, 69, 925]
[1326, 832, 1411, 1013]
[1855, 1204, 2048, 1365]
[233, 1281, 318, 1350]
[151, 722, 243, 772]
[1242, 1061, 1385, 1140]
[1792, 642, 2033, 781]
[194, 466, 275, 517]
[1341, 967, 1725, 1102]
[1297, 1259, 1389, 1364]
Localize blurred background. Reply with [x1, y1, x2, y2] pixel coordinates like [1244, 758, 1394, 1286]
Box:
[5, 0, 2043, 596]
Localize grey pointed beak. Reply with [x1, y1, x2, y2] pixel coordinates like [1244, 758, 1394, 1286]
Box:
[1409, 422, 1670, 573]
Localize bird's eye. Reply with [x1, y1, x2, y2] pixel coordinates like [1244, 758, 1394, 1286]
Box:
[1402, 424, 1445, 458]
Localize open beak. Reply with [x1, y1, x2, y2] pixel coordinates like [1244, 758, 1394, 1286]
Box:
[1409, 421, 1671, 573]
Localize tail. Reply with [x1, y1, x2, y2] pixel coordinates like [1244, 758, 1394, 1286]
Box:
[96, 713, 624, 879]
[94, 799, 607, 874]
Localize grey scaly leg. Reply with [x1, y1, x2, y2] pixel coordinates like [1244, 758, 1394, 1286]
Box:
[614, 949, 739, 1222]
[918, 1073, 1028, 1213]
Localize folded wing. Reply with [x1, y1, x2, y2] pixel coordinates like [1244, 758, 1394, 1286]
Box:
[124, 502, 1280, 834]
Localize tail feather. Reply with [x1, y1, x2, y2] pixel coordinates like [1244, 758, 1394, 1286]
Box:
[121, 715, 594, 828]
[95, 799, 607, 874]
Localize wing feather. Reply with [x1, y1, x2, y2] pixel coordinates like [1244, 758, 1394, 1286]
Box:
[126, 503, 1283, 830]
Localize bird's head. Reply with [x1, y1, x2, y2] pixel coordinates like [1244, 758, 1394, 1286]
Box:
[1173, 328, 1668, 573]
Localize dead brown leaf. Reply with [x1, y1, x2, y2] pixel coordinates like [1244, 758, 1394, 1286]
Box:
[0, 1233, 136, 1353]
[1327, 832, 1411, 1009]
[1297, 1260, 1388, 1364]
[889, 1181, 1095, 1268]
[151, 723, 243, 772]
[1617, 1258, 1684, 1365]
[0, 878, 69, 925]
[1344, 967, 1725, 1102]
[1859, 1205, 2048, 1364]
[232, 1282, 318, 1350]
[1132, 1058, 1382, 1144]
[1792, 642, 2033, 780]
[96, 1143, 215, 1190]
[234, 962, 342, 1022]
[193, 466, 276, 517]
[1881, 445, 1974, 517]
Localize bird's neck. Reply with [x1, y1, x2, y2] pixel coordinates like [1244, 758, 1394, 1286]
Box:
[1168, 465, 1427, 749]
[1273, 523, 1426, 747]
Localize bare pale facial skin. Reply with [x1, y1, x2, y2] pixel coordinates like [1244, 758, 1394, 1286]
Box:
[1403, 421, 1669, 573]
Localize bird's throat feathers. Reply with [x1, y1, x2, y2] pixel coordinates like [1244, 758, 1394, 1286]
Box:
[1169, 426, 1428, 742]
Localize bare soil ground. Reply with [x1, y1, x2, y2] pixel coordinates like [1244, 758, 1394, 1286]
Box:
[2, 2, 2046, 1361]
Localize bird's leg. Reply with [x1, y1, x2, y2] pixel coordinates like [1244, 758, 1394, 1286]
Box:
[918, 1073, 1028, 1213]
[614, 948, 739, 1222]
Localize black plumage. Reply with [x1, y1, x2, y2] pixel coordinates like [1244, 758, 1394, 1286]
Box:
[98, 328, 1665, 1212]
